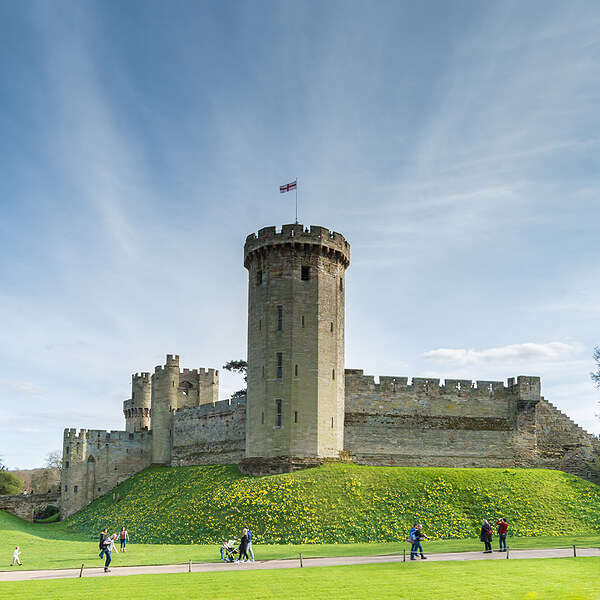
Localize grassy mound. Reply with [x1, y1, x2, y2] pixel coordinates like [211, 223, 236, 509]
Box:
[63, 464, 600, 544]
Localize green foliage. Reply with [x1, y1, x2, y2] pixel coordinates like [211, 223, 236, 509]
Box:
[35, 505, 59, 520]
[223, 359, 247, 399]
[62, 464, 600, 545]
[0, 469, 24, 494]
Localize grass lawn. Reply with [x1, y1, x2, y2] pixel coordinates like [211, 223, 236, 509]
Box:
[1, 558, 600, 599]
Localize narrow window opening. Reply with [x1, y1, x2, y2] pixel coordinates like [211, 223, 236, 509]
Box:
[66, 446, 70, 454]
[65, 461, 69, 468]
[301, 315, 305, 328]
[98, 487, 101, 492]
[340, 278, 343, 291]
[277, 306, 283, 331]
[330, 322, 334, 332]
[276, 399, 282, 427]
[294, 410, 298, 423]
[262, 365, 265, 378]
[256, 270, 263, 285]
[259, 319, 262, 331]
[332, 369, 335, 380]
[74, 485, 78, 492]
[64, 485, 67, 492]
[331, 417, 334, 428]
[277, 353, 283, 379]
[261, 412, 265, 425]
[294, 364, 298, 376]
[301, 266, 310, 281]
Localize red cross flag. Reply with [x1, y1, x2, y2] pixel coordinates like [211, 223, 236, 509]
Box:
[280, 180, 297, 193]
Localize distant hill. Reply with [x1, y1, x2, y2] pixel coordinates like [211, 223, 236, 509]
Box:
[63, 464, 600, 544]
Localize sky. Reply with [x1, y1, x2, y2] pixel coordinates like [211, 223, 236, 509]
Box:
[1, 0, 599, 470]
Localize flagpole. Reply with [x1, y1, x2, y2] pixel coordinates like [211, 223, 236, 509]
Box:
[295, 178, 299, 224]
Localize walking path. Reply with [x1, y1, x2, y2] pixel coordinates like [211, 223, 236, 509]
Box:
[1, 546, 599, 581]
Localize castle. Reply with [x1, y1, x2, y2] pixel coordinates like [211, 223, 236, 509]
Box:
[60, 224, 600, 517]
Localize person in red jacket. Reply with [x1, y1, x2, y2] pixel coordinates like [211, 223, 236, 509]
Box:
[496, 518, 508, 552]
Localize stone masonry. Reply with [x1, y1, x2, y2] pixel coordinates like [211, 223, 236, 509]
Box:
[59, 224, 600, 517]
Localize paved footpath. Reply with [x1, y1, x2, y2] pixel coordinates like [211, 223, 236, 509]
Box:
[1, 547, 599, 582]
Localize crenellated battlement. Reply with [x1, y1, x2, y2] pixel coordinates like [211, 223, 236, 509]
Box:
[174, 396, 245, 418]
[132, 372, 151, 383]
[180, 367, 219, 380]
[344, 370, 511, 396]
[244, 223, 350, 268]
[63, 428, 151, 443]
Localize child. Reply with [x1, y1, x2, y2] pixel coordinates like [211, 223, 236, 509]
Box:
[10, 546, 22, 566]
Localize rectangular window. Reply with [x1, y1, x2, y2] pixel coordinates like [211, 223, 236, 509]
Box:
[256, 270, 263, 285]
[277, 353, 282, 379]
[276, 399, 282, 427]
[64, 485, 67, 492]
[294, 410, 298, 423]
[261, 412, 265, 425]
[330, 322, 334, 332]
[331, 417, 334, 428]
[277, 306, 283, 331]
[65, 446, 70, 454]
[294, 364, 298, 376]
[98, 487, 101, 492]
[74, 485, 78, 492]
[259, 319, 262, 331]
[301, 266, 310, 281]
[332, 369, 335, 380]
[262, 365, 265, 378]
[65, 461, 69, 468]
[301, 315, 305, 328]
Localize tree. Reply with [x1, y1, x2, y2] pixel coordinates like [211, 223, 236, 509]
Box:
[44, 450, 63, 470]
[592, 347, 600, 389]
[223, 359, 247, 400]
[0, 470, 24, 495]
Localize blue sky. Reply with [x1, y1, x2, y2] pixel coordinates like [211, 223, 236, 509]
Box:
[1, 1, 599, 469]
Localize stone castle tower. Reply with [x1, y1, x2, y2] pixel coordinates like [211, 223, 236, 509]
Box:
[243, 224, 350, 470]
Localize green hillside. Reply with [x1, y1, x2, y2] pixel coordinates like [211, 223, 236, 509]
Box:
[61, 464, 600, 545]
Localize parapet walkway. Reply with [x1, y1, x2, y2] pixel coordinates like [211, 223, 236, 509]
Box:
[2, 547, 599, 581]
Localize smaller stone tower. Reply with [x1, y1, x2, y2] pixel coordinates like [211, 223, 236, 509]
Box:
[151, 354, 180, 465]
[123, 372, 152, 432]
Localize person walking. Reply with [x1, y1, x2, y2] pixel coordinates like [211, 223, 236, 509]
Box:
[102, 533, 119, 572]
[496, 518, 508, 552]
[238, 528, 249, 562]
[480, 519, 493, 553]
[246, 527, 255, 562]
[410, 524, 429, 560]
[10, 546, 22, 566]
[98, 528, 108, 559]
[119, 526, 129, 552]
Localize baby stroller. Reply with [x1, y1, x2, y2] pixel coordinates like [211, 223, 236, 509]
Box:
[220, 540, 239, 562]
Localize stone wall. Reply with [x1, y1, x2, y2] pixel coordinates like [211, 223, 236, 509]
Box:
[344, 370, 523, 468]
[171, 398, 246, 466]
[535, 398, 600, 482]
[0, 492, 60, 521]
[61, 428, 153, 517]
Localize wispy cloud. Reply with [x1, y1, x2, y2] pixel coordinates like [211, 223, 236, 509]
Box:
[423, 342, 584, 369]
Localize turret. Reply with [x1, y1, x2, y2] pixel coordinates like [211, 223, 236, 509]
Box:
[123, 372, 152, 432]
[151, 354, 180, 464]
[243, 224, 350, 463]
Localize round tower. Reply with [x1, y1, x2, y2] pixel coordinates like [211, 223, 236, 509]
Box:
[151, 354, 180, 465]
[123, 372, 152, 432]
[243, 224, 350, 465]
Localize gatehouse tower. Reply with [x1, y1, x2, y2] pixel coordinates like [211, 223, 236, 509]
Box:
[243, 224, 350, 469]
